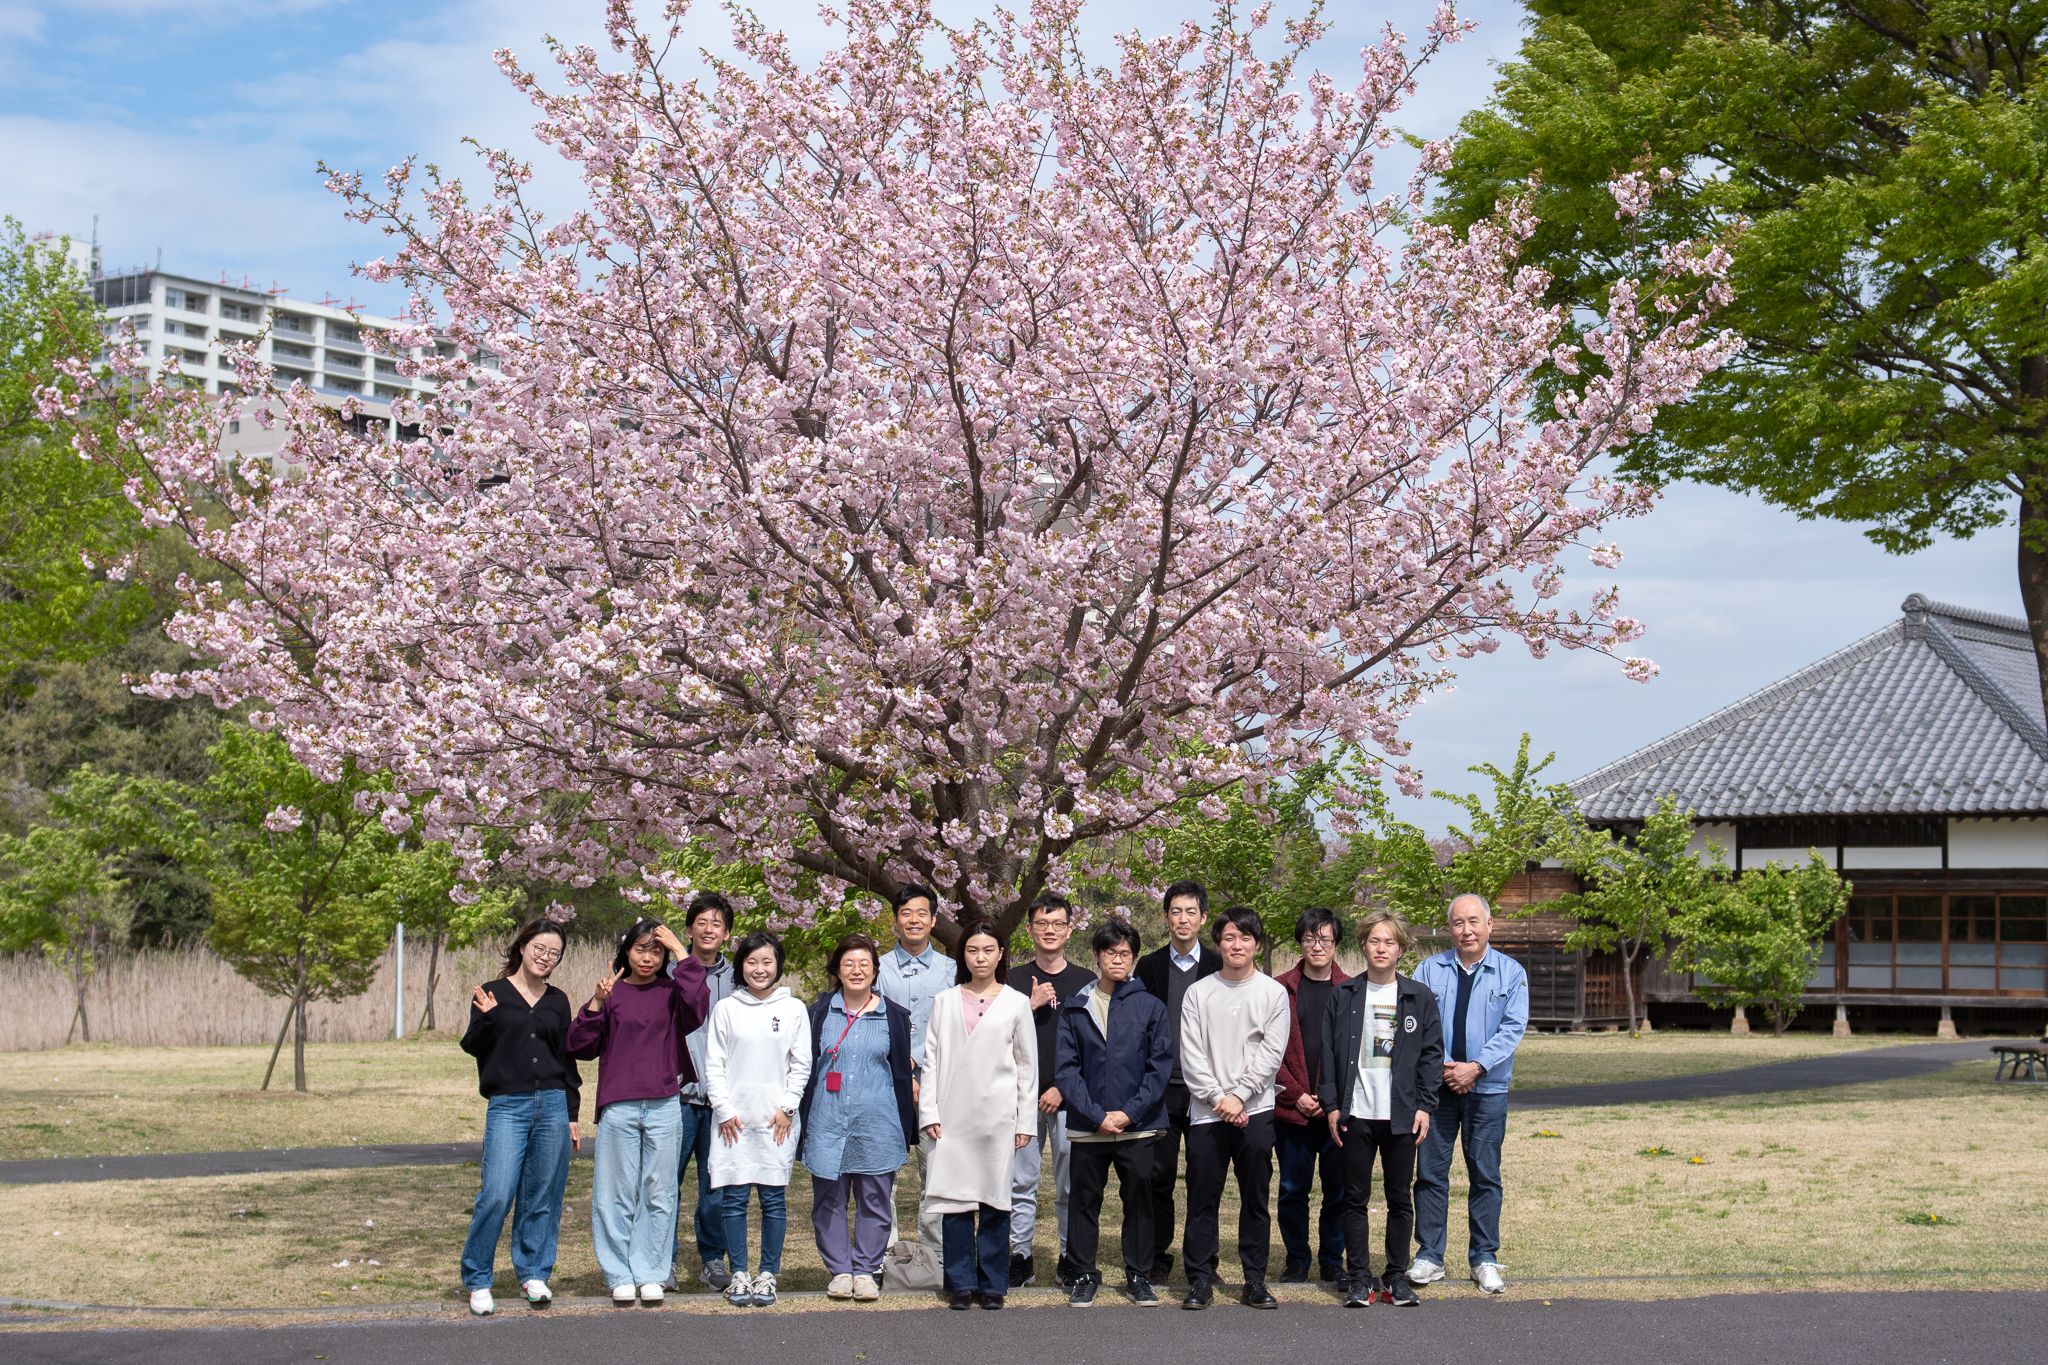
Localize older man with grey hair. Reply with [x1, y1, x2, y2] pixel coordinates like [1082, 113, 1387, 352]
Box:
[1408, 893, 1528, 1295]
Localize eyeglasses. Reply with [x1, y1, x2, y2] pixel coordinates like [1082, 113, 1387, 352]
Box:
[528, 945, 562, 962]
[1300, 933, 1337, 948]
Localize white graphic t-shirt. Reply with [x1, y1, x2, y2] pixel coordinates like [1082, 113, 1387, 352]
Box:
[1348, 980, 1397, 1121]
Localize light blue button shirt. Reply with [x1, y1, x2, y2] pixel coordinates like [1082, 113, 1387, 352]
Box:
[879, 943, 952, 1074]
[1413, 947, 1529, 1094]
[1169, 944, 1201, 972]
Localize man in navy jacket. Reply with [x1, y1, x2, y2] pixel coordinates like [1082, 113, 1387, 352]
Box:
[1054, 918, 1174, 1308]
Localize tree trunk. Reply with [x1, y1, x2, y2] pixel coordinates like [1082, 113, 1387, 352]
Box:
[261, 994, 297, 1091]
[1620, 939, 1641, 1036]
[2019, 359, 2048, 717]
[420, 930, 443, 1033]
[293, 947, 309, 1093]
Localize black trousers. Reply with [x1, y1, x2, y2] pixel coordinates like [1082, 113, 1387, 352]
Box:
[1067, 1137, 1155, 1280]
[1182, 1112, 1275, 1286]
[1340, 1117, 1416, 1280]
[1146, 1081, 1192, 1273]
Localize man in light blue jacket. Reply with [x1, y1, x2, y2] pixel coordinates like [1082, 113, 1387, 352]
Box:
[1409, 893, 1527, 1295]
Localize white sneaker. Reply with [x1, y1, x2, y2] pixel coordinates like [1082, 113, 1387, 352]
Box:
[1408, 1257, 1445, 1285]
[638, 1281, 664, 1305]
[851, 1274, 880, 1301]
[521, 1279, 552, 1306]
[611, 1283, 637, 1305]
[726, 1271, 753, 1306]
[1472, 1262, 1506, 1294]
[750, 1272, 778, 1307]
[468, 1288, 495, 1316]
[827, 1273, 855, 1299]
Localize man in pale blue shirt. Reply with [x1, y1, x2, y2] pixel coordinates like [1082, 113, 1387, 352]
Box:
[1409, 893, 1527, 1295]
[878, 883, 951, 1249]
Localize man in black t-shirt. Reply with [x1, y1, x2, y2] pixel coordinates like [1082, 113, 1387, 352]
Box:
[1007, 891, 1097, 1289]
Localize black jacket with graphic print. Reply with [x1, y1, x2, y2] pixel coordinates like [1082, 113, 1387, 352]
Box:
[1316, 973, 1443, 1133]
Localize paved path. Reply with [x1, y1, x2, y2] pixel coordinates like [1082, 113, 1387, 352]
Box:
[0, 1040, 2006, 1184]
[3, 1291, 2043, 1364]
[1507, 1038, 1991, 1109]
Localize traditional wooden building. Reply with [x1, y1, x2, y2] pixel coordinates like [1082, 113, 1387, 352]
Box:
[1565, 594, 2048, 1032]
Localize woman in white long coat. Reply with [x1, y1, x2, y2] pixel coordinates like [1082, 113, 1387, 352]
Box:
[918, 919, 1037, 1310]
[705, 930, 812, 1308]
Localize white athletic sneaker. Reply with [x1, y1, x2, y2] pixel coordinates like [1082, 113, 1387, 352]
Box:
[611, 1283, 637, 1305]
[638, 1282, 665, 1305]
[521, 1279, 552, 1306]
[468, 1288, 495, 1316]
[1472, 1263, 1506, 1294]
[726, 1271, 754, 1306]
[750, 1272, 779, 1307]
[1407, 1257, 1446, 1285]
[827, 1273, 855, 1299]
[851, 1274, 880, 1301]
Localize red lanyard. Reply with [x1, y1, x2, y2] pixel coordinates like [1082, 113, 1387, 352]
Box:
[825, 994, 875, 1065]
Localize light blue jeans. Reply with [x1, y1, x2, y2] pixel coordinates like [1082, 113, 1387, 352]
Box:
[460, 1089, 572, 1289]
[591, 1095, 683, 1289]
[1412, 1087, 1508, 1268]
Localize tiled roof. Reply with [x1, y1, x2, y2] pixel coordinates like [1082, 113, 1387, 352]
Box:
[1572, 595, 2048, 821]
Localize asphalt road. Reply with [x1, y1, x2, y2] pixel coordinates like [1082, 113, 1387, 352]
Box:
[1505, 1038, 1992, 1109]
[6, 1291, 2042, 1364]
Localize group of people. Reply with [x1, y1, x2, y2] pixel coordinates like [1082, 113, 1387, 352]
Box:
[456, 882, 1528, 1314]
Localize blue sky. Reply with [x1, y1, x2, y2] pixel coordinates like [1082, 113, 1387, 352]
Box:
[1, 0, 2022, 827]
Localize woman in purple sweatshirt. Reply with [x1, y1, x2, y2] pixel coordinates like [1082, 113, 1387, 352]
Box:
[568, 917, 711, 1305]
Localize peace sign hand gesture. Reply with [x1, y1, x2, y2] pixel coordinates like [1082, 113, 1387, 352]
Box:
[591, 966, 625, 1011]
[472, 984, 498, 1014]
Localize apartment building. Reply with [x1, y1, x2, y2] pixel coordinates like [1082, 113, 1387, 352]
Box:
[88, 265, 482, 470]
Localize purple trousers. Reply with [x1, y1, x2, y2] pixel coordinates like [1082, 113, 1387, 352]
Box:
[811, 1172, 896, 1276]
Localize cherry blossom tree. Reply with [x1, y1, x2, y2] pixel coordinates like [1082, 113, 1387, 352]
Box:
[63, 0, 1738, 941]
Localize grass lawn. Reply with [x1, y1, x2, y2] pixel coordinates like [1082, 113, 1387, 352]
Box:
[0, 1034, 483, 1161]
[1509, 1030, 1922, 1090]
[3, 1060, 2043, 1309]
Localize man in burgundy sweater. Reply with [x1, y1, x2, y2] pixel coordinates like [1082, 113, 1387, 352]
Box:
[1273, 906, 1350, 1287]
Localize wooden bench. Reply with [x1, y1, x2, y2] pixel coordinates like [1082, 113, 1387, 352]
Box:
[1991, 1044, 2047, 1082]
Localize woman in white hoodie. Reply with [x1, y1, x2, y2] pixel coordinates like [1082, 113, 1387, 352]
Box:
[705, 930, 812, 1308]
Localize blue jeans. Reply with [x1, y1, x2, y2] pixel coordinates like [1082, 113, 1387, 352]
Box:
[674, 1102, 727, 1267]
[591, 1096, 683, 1289]
[1412, 1088, 1507, 1268]
[1275, 1117, 1345, 1274]
[720, 1183, 787, 1276]
[460, 1090, 572, 1289]
[942, 1203, 1008, 1296]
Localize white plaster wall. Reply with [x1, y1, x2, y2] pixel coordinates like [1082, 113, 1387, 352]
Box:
[1689, 822, 1736, 867]
[1839, 846, 1944, 870]
[1948, 818, 2048, 869]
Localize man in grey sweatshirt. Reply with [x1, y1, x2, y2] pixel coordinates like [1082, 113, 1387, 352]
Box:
[1175, 905, 1290, 1310]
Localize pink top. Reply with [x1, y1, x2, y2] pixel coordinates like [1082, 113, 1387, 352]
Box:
[962, 993, 993, 1036]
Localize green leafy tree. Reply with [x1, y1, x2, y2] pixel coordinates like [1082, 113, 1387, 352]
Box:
[0, 218, 152, 684]
[1557, 795, 1725, 1035]
[375, 840, 520, 1032]
[1674, 851, 1851, 1034]
[192, 726, 397, 1091]
[1435, 2, 2048, 707]
[0, 765, 195, 1041]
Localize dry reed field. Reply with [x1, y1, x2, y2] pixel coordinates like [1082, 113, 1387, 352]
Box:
[1, 1064, 2041, 1309]
[0, 941, 617, 1052]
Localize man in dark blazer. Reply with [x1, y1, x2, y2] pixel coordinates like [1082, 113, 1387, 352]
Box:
[1133, 879, 1222, 1284]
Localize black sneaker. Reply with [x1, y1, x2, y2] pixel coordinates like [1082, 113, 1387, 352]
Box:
[1054, 1255, 1081, 1290]
[1319, 1263, 1345, 1285]
[948, 1290, 975, 1310]
[1068, 1274, 1100, 1308]
[1279, 1264, 1310, 1284]
[1008, 1253, 1034, 1288]
[980, 1294, 1006, 1310]
[1241, 1281, 1278, 1309]
[1127, 1274, 1160, 1307]
[1385, 1273, 1419, 1307]
[1334, 1272, 1355, 1296]
[1181, 1279, 1214, 1310]
[1344, 1275, 1378, 1308]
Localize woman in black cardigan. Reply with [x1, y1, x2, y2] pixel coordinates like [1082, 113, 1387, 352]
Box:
[1318, 909, 1442, 1309]
[459, 915, 583, 1315]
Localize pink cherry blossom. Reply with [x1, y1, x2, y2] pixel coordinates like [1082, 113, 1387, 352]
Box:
[69, 0, 1736, 933]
